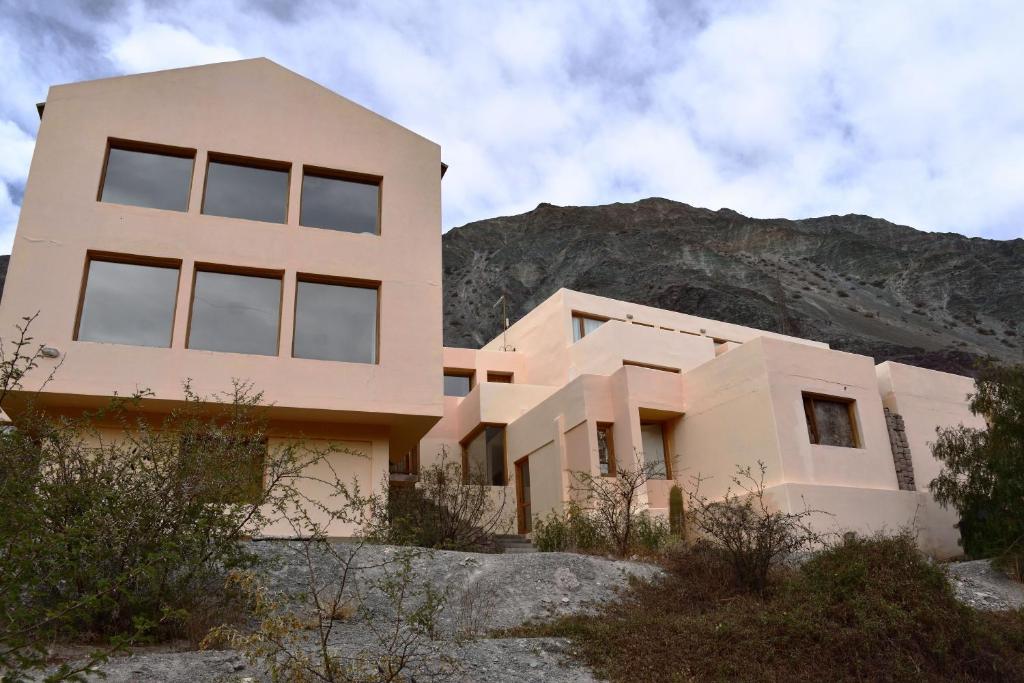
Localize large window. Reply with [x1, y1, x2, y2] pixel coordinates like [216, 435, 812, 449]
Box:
[76, 258, 179, 347]
[99, 142, 194, 212]
[463, 425, 506, 486]
[597, 423, 616, 477]
[293, 279, 378, 363]
[301, 168, 380, 234]
[444, 370, 473, 397]
[187, 270, 281, 356]
[803, 394, 859, 448]
[202, 156, 289, 223]
[572, 313, 605, 342]
[640, 422, 671, 479]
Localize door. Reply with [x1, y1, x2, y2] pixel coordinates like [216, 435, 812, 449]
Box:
[515, 457, 532, 534]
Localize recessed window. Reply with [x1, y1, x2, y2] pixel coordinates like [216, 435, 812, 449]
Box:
[99, 143, 194, 211]
[572, 313, 605, 342]
[301, 168, 380, 234]
[444, 371, 473, 397]
[597, 423, 616, 477]
[803, 394, 859, 448]
[390, 446, 419, 477]
[293, 279, 378, 363]
[202, 156, 289, 223]
[487, 371, 513, 384]
[76, 258, 179, 347]
[640, 422, 671, 479]
[187, 270, 281, 356]
[463, 425, 506, 486]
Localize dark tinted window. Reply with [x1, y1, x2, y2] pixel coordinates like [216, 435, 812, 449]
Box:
[188, 271, 281, 356]
[444, 373, 472, 397]
[202, 159, 289, 223]
[804, 395, 858, 448]
[100, 147, 193, 211]
[464, 426, 506, 485]
[301, 172, 379, 234]
[293, 281, 377, 363]
[77, 259, 179, 347]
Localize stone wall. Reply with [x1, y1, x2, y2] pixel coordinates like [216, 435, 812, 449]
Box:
[884, 407, 916, 491]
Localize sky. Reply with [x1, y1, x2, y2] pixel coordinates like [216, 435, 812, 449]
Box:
[1, 0, 1023, 254]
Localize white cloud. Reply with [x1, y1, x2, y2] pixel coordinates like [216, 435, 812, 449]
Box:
[0, 0, 1021, 252]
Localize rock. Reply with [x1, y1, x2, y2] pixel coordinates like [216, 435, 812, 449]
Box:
[554, 567, 581, 591]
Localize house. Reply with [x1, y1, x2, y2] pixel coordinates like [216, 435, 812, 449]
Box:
[0, 60, 981, 556]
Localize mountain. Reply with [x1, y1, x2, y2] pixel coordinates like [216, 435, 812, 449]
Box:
[442, 198, 1024, 376]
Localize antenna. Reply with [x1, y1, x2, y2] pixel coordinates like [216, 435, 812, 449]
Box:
[493, 293, 515, 351]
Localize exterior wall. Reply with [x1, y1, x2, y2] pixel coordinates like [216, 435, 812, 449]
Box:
[0, 59, 443, 457]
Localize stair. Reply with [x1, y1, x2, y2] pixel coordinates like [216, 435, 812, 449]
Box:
[495, 534, 537, 554]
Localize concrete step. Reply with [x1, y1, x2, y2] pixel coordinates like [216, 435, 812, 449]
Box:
[494, 534, 536, 553]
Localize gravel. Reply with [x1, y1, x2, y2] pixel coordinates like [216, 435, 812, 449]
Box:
[946, 559, 1024, 611]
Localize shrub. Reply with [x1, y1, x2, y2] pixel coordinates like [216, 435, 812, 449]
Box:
[668, 484, 685, 537]
[931, 362, 1024, 575]
[368, 447, 510, 551]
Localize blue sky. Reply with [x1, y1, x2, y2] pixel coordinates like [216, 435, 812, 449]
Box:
[1, 0, 1022, 253]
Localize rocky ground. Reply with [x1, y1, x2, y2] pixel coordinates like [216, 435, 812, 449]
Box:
[43, 546, 1024, 682]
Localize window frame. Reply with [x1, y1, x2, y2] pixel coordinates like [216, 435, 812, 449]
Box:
[300, 164, 382, 235]
[640, 420, 673, 480]
[443, 368, 475, 397]
[185, 262, 285, 357]
[97, 138, 197, 211]
[292, 273, 381, 364]
[201, 151, 292, 224]
[802, 392, 861, 449]
[460, 422, 508, 486]
[571, 311, 609, 343]
[486, 371, 514, 384]
[622, 360, 681, 373]
[596, 422, 616, 477]
[73, 251, 183, 347]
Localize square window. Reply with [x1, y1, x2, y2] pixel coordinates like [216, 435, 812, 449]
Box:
[76, 258, 179, 347]
[803, 394, 859, 448]
[293, 279, 378, 363]
[202, 156, 289, 223]
[301, 169, 380, 234]
[444, 371, 473, 397]
[187, 270, 282, 356]
[100, 143, 194, 211]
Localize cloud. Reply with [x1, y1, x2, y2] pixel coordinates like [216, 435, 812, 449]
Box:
[0, 0, 1021, 254]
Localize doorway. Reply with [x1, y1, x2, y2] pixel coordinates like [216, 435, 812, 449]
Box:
[514, 456, 532, 534]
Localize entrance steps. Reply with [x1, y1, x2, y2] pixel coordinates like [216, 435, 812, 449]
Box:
[495, 534, 537, 554]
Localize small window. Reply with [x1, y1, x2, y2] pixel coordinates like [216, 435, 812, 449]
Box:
[99, 142, 194, 212]
[486, 371, 513, 384]
[572, 313, 605, 342]
[640, 422, 671, 479]
[76, 258, 180, 347]
[390, 446, 419, 477]
[597, 423, 616, 477]
[444, 371, 473, 397]
[293, 279, 378, 363]
[187, 270, 282, 356]
[202, 155, 289, 223]
[803, 394, 859, 448]
[301, 168, 380, 234]
[463, 425, 506, 486]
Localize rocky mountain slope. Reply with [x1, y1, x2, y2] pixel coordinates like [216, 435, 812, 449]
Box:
[443, 199, 1024, 375]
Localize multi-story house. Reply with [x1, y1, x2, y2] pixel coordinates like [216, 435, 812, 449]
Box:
[1, 60, 980, 555]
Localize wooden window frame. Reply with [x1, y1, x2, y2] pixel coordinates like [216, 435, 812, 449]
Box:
[293, 273, 382, 365]
[300, 164, 383, 235]
[185, 262, 285, 356]
[486, 371, 514, 383]
[97, 137, 197, 208]
[802, 392, 861, 448]
[201, 151, 292, 223]
[571, 311, 610, 342]
[73, 251, 184, 345]
[596, 422, 617, 477]
[640, 420, 673, 480]
[459, 422, 508, 486]
[623, 360, 681, 373]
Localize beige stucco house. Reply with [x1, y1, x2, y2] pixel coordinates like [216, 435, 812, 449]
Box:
[1, 60, 981, 556]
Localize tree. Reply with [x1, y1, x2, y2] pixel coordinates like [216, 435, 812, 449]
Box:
[930, 362, 1024, 576]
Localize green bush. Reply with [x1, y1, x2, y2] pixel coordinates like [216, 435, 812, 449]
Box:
[532, 503, 670, 555]
[668, 484, 685, 536]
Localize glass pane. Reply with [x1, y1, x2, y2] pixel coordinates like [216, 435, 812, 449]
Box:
[202, 160, 288, 223]
[583, 317, 604, 337]
[293, 281, 377, 363]
[301, 173, 379, 234]
[188, 271, 281, 356]
[813, 399, 856, 447]
[572, 315, 583, 342]
[464, 430, 487, 483]
[101, 147, 193, 211]
[444, 374, 471, 397]
[597, 426, 612, 475]
[641, 423, 668, 479]
[486, 426, 506, 486]
[77, 260, 179, 347]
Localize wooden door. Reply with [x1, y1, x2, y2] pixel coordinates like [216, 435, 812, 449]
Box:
[515, 457, 532, 534]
